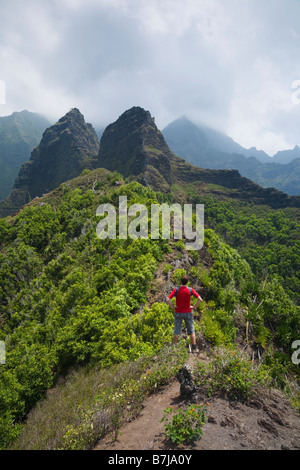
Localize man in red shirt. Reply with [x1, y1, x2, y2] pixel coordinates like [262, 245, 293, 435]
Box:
[167, 275, 202, 352]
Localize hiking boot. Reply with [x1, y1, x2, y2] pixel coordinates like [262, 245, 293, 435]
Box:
[191, 344, 199, 354]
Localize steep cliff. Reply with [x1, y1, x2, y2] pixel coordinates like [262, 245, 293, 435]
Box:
[0, 108, 99, 217]
[96, 106, 173, 191]
[96, 106, 300, 209]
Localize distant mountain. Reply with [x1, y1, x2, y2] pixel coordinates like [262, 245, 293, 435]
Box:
[163, 117, 272, 164]
[96, 106, 300, 209]
[162, 117, 300, 195]
[2, 106, 299, 219]
[95, 127, 105, 140]
[0, 108, 99, 217]
[197, 123, 272, 163]
[273, 145, 300, 164]
[0, 110, 50, 200]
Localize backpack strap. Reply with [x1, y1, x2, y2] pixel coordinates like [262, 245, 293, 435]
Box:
[174, 286, 192, 296]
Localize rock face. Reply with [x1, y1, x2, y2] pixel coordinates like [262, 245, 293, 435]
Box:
[2, 105, 300, 218]
[0, 108, 99, 217]
[97, 106, 173, 191]
[96, 106, 300, 208]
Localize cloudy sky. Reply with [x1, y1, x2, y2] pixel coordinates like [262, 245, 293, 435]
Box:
[1, 0, 300, 155]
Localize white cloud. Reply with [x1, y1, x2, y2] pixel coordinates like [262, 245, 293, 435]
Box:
[1, 0, 300, 154]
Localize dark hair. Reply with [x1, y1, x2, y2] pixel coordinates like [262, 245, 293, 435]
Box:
[181, 275, 188, 285]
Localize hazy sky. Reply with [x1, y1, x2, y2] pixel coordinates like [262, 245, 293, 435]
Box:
[1, 0, 300, 155]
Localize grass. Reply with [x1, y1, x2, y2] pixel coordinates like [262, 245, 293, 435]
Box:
[194, 346, 271, 400]
[10, 343, 188, 450]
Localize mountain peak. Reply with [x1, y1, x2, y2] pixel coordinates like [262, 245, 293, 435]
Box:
[0, 108, 99, 217]
[61, 107, 84, 120]
[96, 106, 173, 190]
[119, 105, 152, 121]
[54, 108, 88, 132]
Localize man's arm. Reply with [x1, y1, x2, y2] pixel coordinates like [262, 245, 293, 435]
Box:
[166, 289, 176, 310]
[166, 297, 176, 309]
[191, 294, 202, 310]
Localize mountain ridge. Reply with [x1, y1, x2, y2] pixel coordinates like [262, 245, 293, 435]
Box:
[0, 110, 50, 201]
[0, 140, 299, 450]
[96, 106, 300, 209]
[162, 116, 300, 195]
[0, 108, 99, 218]
[2, 171, 299, 450]
[2, 105, 300, 220]
[163, 116, 273, 162]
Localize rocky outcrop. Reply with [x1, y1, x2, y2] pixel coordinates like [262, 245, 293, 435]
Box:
[96, 106, 300, 208]
[2, 105, 300, 218]
[96, 106, 173, 191]
[0, 108, 99, 217]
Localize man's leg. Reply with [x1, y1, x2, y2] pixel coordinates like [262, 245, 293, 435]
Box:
[173, 313, 181, 345]
[188, 314, 199, 353]
[190, 333, 196, 345]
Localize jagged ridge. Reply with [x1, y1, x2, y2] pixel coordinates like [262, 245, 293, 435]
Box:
[2, 105, 300, 220]
[0, 110, 50, 201]
[97, 106, 300, 209]
[0, 108, 99, 218]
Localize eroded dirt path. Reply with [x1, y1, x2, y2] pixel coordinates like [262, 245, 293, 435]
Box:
[94, 353, 204, 451]
[94, 351, 300, 451]
[95, 243, 300, 452]
[94, 379, 181, 451]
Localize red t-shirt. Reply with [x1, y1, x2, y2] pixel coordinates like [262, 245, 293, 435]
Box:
[169, 286, 200, 313]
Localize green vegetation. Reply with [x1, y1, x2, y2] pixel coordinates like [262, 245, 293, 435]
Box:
[161, 403, 207, 445]
[0, 169, 299, 450]
[0, 176, 174, 448]
[194, 347, 271, 400]
[202, 196, 300, 303]
[13, 344, 187, 450]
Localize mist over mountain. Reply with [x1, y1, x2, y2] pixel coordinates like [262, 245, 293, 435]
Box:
[95, 106, 300, 209]
[162, 117, 272, 163]
[0, 110, 50, 201]
[162, 117, 300, 195]
[273, 145, 300, 164]
[2, 105, 300, 221]
[0, 105, 300, 451]
[0, 108, 99, 217]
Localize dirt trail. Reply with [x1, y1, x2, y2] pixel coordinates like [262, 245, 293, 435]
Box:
[94, 350, 300, 451]
[95, 245, 300, 451]
[94, 353, 204, 451]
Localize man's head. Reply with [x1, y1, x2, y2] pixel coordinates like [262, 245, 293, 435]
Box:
[181, 275, 188, 285]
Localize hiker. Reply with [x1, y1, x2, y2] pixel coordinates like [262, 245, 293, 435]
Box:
[166, 275, 202, 353]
